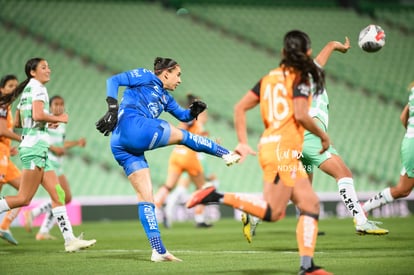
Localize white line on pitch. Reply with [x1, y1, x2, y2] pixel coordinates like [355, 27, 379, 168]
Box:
[76, 249, 300, 254]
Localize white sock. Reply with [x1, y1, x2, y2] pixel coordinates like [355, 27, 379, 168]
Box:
[164, 187, 185, 223]
[165, 186, 183, 208]
[39, 211, 55, 234]
[0, 198, 11, 213]
[32, 201, 52, 218]
[337, 177, 367, 225]
[52, 206, 74, 242]
[251, 215, 261, 224]
[363, 187, 394, 212]
[194, 213, 205, 224]
[173, 185, 188, 200]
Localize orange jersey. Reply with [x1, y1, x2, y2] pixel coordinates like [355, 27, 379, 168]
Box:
[0, 145, 21, 183]
[0, 105, 13, 148]
[251, 66, 312, 186]
[168, 120, 205, 177]
[0, 105, 21, 183]
[257, 67, 311, 146]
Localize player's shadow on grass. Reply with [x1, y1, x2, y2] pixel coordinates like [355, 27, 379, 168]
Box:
[214, 268, 295, 274]
[89, 253, 149, 261]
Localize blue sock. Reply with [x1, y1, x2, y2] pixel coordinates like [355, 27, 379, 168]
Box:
[180, 129, 229, 157]
[138, 202, 166, 254]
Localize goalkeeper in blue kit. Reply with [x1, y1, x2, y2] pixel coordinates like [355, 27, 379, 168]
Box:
[96, 57, 240, 262]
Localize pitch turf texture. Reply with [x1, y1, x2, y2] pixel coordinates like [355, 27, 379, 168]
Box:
[1, 217, 413, 275]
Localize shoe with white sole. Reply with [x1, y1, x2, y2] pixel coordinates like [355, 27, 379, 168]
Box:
[0, 229, 18, 245]
[222, 152, 241, 166]
[186, 186, 217, 209]
[241, 213, 252, 243]
[65, 233, 96, 252]
[355, 220, 389, 235]
[151, 249, 182, 262]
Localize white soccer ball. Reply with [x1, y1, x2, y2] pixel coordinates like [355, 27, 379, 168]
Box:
[358, 24, 386, 53]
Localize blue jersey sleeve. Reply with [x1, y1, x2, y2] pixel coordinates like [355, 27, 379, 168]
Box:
[165, 96, 193, 122]
[106, 72, 130, 100]
[106, 68, 154, 100]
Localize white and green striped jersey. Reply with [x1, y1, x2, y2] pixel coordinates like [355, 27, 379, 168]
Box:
[47, 122, 65, 163]
[309, 89, 329, 129]
[18, 78, 50, 148]
[406, 86, 414, 138]
[308, 61, 329, 129]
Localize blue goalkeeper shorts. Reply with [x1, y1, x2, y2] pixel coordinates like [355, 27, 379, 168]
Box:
[110, 110, 171, 176]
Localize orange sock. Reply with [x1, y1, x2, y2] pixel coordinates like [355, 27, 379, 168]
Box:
[0, 208, 21, 230]
[296, 214, 318, 257]
[223, 193, 270, 220]
[154, 186, 170, 208]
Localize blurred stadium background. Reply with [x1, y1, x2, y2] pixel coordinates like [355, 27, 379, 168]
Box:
[0, 0, 413, 220]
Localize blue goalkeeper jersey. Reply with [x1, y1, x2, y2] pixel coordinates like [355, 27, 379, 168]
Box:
[106, 68, 192, 121]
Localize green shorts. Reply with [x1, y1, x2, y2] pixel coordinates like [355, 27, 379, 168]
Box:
[19, 146, 54, 171]
[301, 122, 338, 174]
[400, 137, 414, 178]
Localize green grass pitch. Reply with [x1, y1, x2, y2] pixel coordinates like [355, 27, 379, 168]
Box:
[1, 216, 413, 274]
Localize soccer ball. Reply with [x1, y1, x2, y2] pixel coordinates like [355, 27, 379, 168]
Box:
[358, 24, 386, 53]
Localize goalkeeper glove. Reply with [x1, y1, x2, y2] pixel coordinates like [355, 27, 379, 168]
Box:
[189, 100, 207, 120]
[95, 97, 118, 136]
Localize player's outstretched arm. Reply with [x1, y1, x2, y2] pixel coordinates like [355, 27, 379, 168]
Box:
[0, 113, 21, 142]
[314, 37, 350, 68]
[64, 138, 86, 149]
[293, 97, 330, 153]
[96, 72, 133, 136]
[400, 104, 409, 129]
[189, 100, 207, 120]
[234, 91, 259, 162]
[95, 97, 118, 136]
